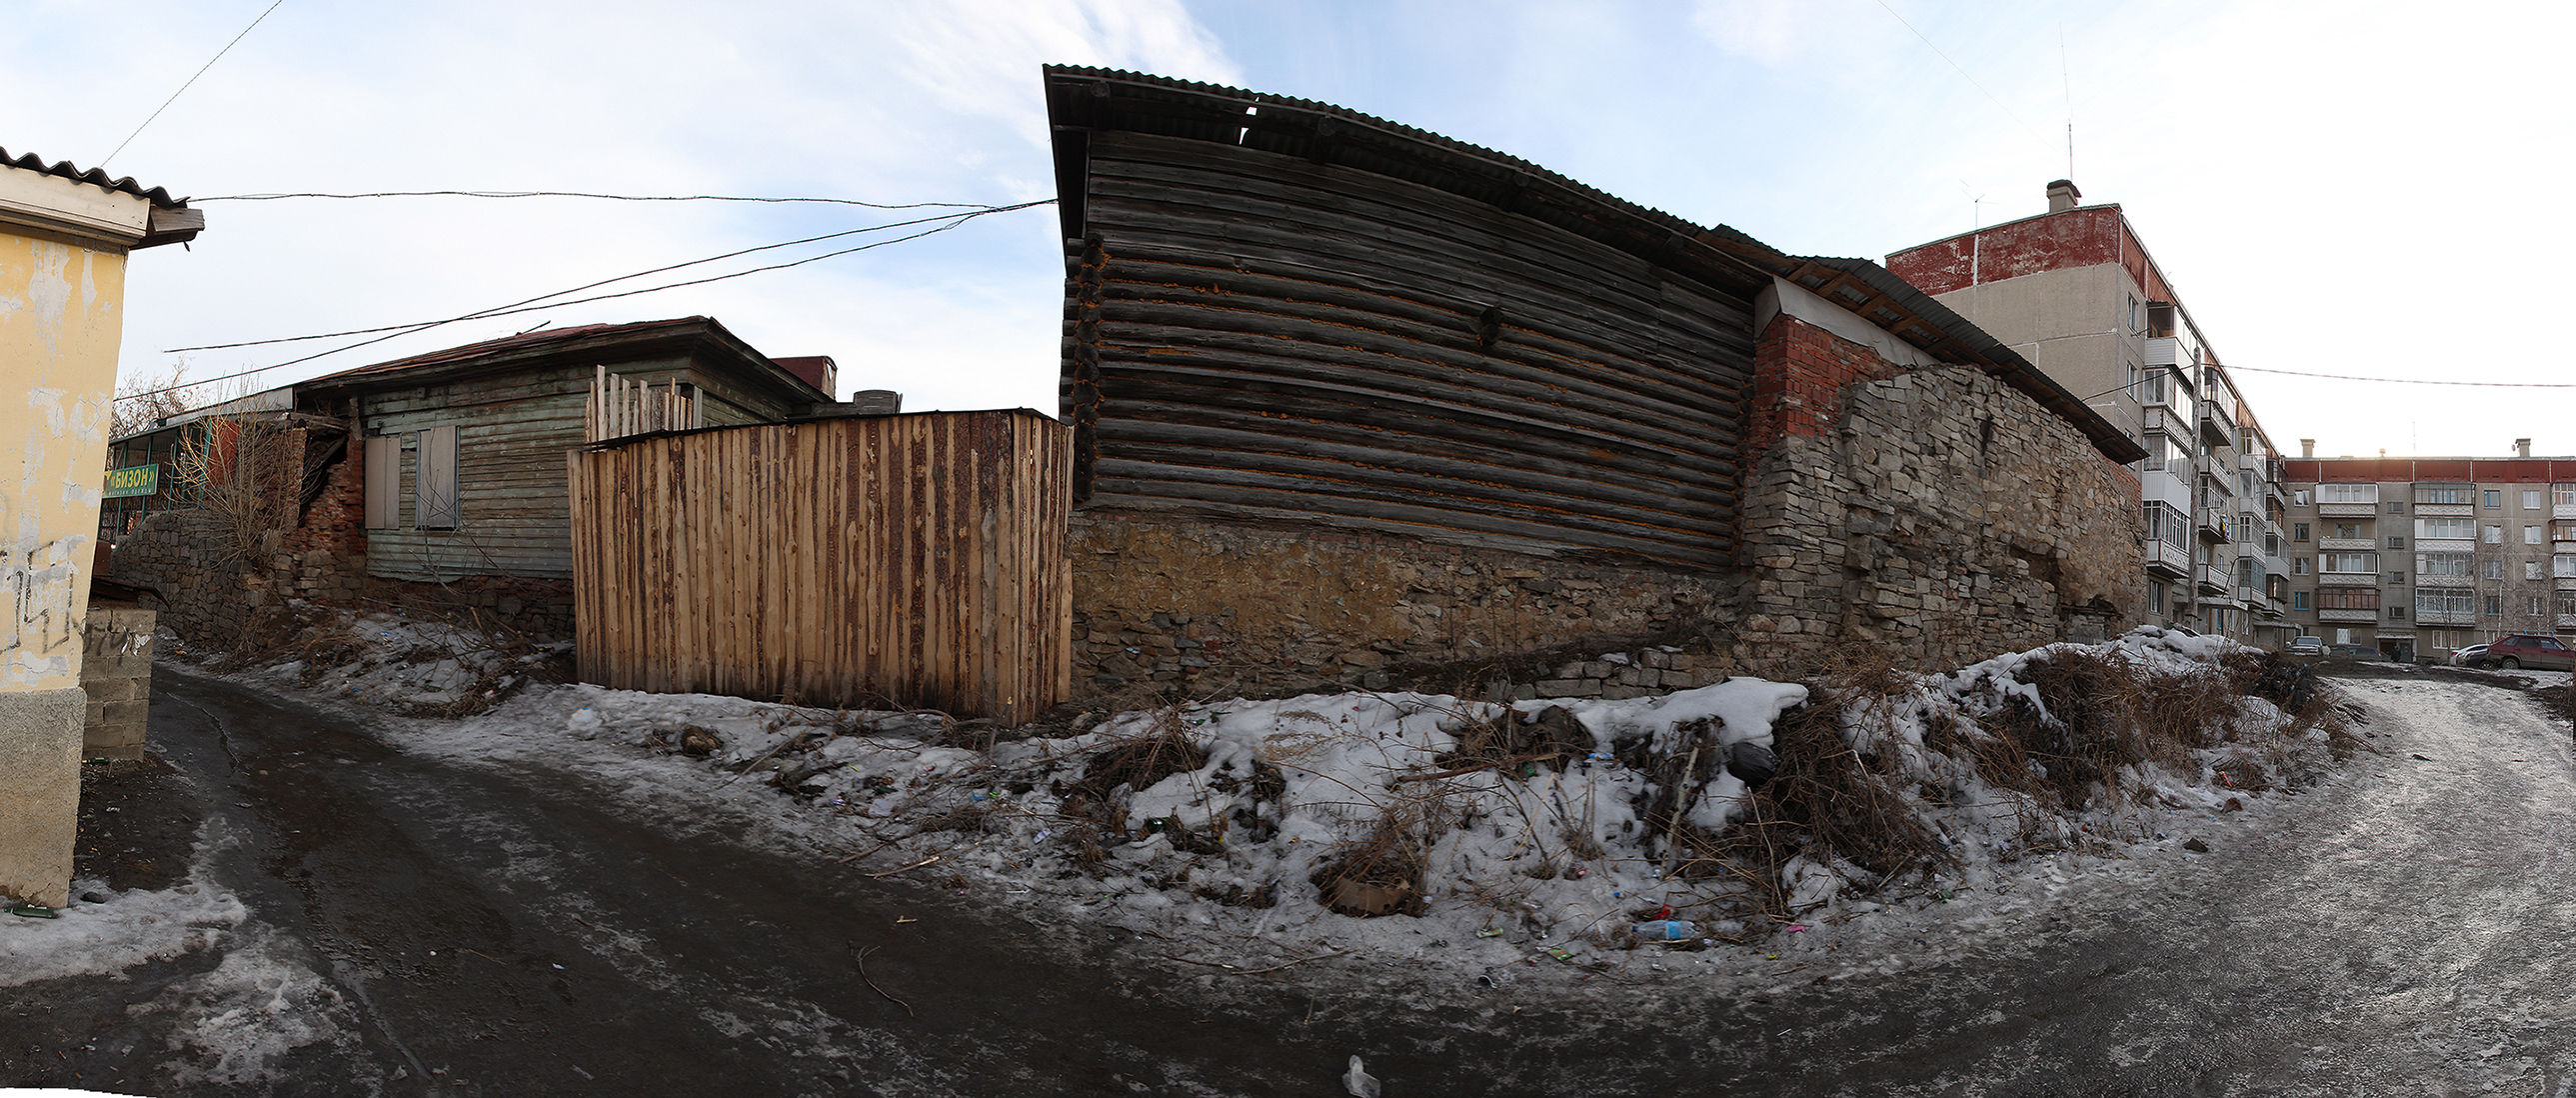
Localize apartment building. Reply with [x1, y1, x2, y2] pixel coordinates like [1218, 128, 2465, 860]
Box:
[2280, 442, 2576, 661]
[1887, 181, 2294, 648]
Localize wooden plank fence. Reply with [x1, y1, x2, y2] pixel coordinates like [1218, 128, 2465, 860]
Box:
[585, 364, 700, 443]
[567, 410, 1073, 721]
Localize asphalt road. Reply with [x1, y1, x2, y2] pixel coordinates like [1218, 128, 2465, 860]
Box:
[5, 664, 2573, 1096]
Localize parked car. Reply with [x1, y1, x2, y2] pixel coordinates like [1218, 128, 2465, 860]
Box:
[2288, 637, 2325, 657]
[2449, 643, 2490, 667]
[2473, 634, 2576, 671]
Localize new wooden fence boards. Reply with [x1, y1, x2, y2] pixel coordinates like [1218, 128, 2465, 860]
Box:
[568, 411, 1072, 721]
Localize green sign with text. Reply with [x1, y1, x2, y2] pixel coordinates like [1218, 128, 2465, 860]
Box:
[103, 464, 160, 499]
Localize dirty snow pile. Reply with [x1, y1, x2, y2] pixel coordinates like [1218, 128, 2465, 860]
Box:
[186, 619, 2343, 980]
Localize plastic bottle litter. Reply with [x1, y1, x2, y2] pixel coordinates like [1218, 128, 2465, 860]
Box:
[1631, 919, 1697, 940]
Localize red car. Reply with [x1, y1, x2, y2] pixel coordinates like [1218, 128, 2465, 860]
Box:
[2474, 633, 2576, 671]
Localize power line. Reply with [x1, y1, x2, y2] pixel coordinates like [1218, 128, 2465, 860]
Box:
[1872, 0, 2048, 145]
[120, 199, 1052, 403]
[195, 189, 993, 210]
[2221, 365, 2576, 388]
[167, 202, 1039, 353]
[101, 0, 285, 168]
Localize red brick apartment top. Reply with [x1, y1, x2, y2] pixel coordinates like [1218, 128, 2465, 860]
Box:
[1885, 197, 2184, 308]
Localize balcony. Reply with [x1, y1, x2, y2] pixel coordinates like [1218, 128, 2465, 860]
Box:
[2197, 565, 2230, 594]
[2560, 613, 2576, 629]
[2197, 509, 2231, 542]
[2560, 575, 2576, 591]
[2319, 537, 2376, 551]
[2417, 538, 2474, 553]
[2319, 501, 2379, 517]
[2317, 607, 2378, 623]
[2419, 573, 2473, 587]
[2196, 406, 2235, 449]
[2414, 504, 2472, 518]
[2319, 572, 2379, 586]
[2417, 609, 2476, 626]
[2144, 540, 2191, 578]
[2556, 501, 2576, 520]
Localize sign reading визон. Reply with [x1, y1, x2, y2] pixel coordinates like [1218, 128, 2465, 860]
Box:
[103, 463, 159, 499]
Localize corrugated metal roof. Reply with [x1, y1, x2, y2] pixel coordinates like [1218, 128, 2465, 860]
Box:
[0, 145, 189, 208]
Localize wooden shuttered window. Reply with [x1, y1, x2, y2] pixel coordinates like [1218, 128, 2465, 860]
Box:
[418, 425, 461, 529]
[363, 436, 401, 529]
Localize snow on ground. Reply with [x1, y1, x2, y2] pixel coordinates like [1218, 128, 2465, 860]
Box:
[0, 817, 363, 1089]
[47, 610, 2357, 996]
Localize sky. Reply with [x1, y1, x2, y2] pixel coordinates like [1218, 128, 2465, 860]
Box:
[6, 0, 2569, 458]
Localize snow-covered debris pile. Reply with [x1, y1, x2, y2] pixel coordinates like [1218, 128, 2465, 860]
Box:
[172, 605, 566, 718]
[495, 626, 2347, 961]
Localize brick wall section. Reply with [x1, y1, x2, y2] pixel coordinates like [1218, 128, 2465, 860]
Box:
[79, 607, 156, 760]
[1066, 513, 1741, 697]
[1730, 314, 2143, 672]
[1744, 307, 1903, 472]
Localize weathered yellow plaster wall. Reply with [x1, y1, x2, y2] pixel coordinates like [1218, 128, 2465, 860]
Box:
[1, 208, 138, 908]
[2, 226, 127, 688]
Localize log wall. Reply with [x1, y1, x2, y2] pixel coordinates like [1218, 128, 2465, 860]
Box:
[568, 411, 1072, 721]
[1066, 129, 1756, 570]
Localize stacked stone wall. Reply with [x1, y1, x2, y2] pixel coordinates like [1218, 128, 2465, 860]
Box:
[1729, 315, 2142, 675]
[79, 607, 156, 760]
[109, 442, 575, 649]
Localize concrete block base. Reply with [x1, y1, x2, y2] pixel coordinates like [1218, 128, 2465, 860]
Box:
[0, 687, 85, 908]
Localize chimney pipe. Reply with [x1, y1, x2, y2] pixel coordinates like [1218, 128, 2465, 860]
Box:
[2515, 438, 2532, 458]
[2300, 438, 2315, 458]
[2046, 179, 2082, 214]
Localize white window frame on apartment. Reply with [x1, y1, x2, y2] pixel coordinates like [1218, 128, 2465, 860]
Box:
[2317, 483, 2378, 504]
[2418, 552, 2470, 576]
[2416, 517, 2475, 540]
[2415, 588, 2469, 615]
[2526, 489, 2545, 510]
[2321, 551, 2378, 573]
[2527, 525, 2545, 545]
[2558, 484, 2576, 507]
[2527, 561, 2546, 580]
[2485, 524, 2504, 544]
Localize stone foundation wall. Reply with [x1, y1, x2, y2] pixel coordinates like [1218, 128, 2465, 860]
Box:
[1728, 316, 2142, 676]
[1067, 513, 1740, 697]
[110, 509, 574, 649]
[80, 607, 157, 760]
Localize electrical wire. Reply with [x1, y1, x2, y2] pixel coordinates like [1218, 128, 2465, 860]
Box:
[166, 201, 1042, 352]
[101, 0, 286, 168]
[119, 199, 1052, 403]
[1871, 0, 2049, 145]
[195, 189, 992, 210]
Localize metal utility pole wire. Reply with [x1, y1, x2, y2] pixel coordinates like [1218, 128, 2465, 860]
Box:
[101, 0, 287, 169]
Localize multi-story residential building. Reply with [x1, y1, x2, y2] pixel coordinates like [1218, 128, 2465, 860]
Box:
[2281, 441, 2576, 661]
[1886, 181, 2295, 648]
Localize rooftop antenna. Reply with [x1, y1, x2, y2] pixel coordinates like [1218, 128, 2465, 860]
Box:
[2059, 28, 2076, 181]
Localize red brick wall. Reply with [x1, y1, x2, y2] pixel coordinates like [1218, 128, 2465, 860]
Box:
[1745, 313, 1903, 472]
[284, 442, 366, 557]
[1885, 207, 2125, 295]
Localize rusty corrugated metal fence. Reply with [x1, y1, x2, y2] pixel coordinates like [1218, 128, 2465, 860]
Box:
[567, 411, 1072, 721]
